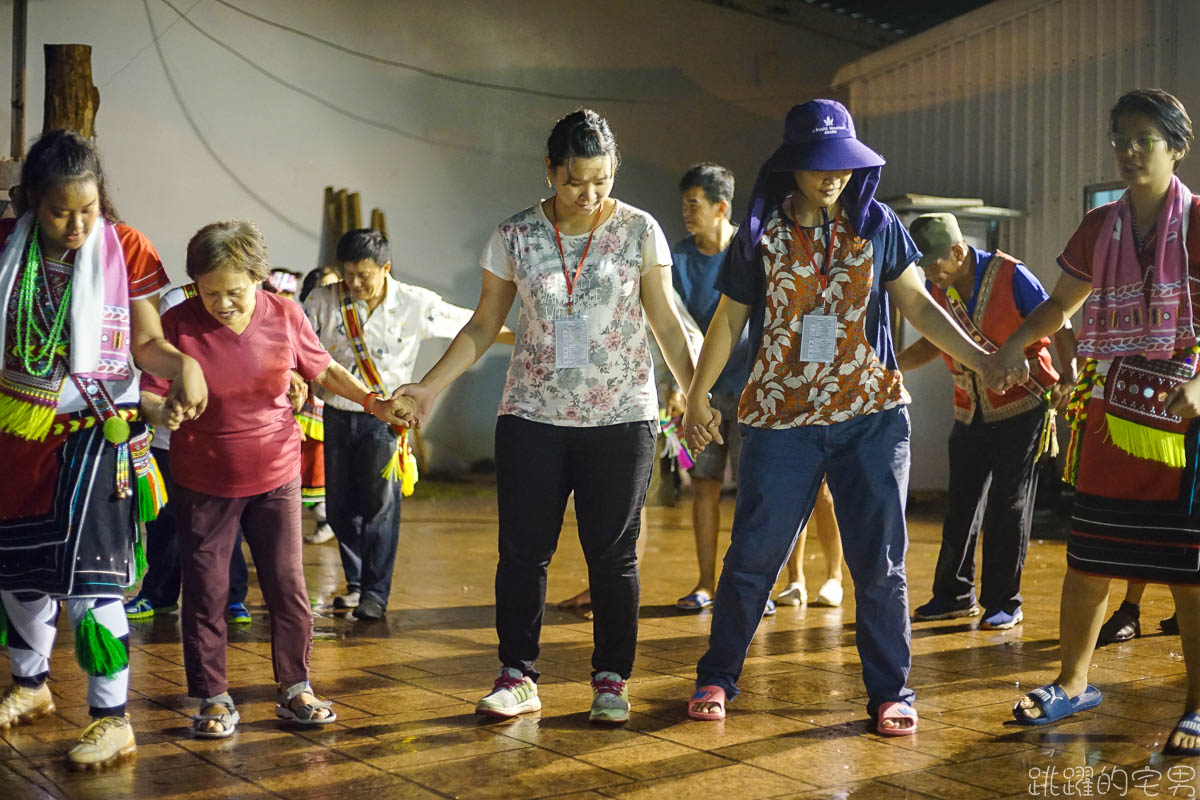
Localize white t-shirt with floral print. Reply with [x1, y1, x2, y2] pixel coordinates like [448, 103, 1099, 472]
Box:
[481, 200, 671, 427]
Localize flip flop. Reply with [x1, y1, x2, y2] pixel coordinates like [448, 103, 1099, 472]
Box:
[1164, 711, 1200, 756]
[675, 591, 714, 611]
[687, 685, 726, 721]
[875, 701, 917, 736]
[1012, 683, 1102, 726]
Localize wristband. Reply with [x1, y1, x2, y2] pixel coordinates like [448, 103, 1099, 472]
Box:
[362, 392, 382, 413]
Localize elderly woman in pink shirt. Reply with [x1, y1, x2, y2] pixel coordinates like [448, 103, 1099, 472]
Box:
[142, 219, 413, 740]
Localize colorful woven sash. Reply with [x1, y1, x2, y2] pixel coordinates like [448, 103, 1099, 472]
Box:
[337, 285, 418, 495]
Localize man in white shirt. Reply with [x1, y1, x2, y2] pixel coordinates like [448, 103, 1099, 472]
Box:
[304, 229, 510, 620]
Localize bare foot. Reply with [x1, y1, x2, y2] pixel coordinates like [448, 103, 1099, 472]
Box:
[556, 589, 591, 609]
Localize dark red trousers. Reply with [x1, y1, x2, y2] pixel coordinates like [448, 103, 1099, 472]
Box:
[176, 477, 313, 698]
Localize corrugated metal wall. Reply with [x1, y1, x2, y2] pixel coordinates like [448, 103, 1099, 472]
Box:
[834, 0, 1192, 490]
[840, 0, 1179, 284]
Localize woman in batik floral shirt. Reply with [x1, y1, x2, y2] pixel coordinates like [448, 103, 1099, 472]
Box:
[682, 99, 1005, 733]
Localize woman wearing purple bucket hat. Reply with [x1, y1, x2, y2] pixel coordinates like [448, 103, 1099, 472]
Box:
[681, 99, 1009, 733]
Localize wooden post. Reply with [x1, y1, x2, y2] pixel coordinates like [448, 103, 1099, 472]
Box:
[43, 44, 100, 136]
[370, 208, 387, 237]
[348, 192, 362, 229]
[11, 0, 26, 158]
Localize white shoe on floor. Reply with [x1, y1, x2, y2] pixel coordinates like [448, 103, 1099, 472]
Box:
[332, 591, 360, 609]
[775, 581, 807, 606]
[813, 578, 844, 607]
[305, 522, 334, 544]
[67, 714, 136, 769]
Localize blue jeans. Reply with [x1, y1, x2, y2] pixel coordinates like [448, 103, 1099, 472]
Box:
[324, 407, 402, 604]
[696, 406, 915, 716]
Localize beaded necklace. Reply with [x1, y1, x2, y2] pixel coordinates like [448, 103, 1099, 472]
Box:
[13, 223, 73, 377]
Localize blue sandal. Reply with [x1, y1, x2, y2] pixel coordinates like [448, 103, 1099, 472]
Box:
[1013, 683, 1102, 725]
[675, 591, 713, 611]
[1164, 711, 1200, 756]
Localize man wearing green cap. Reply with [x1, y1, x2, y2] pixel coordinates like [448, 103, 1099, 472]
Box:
[899, 212, 1077, 629]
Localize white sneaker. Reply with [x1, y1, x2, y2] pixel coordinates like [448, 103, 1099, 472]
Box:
[475, 667, 541, 718]
[813, 578, 844, 607]
[0, 683, 55, 729]
[67, 714, 136, 769]
[775, 581, 807, 606]
[332, 591, 360, 609]
[305, 522, 334, 544]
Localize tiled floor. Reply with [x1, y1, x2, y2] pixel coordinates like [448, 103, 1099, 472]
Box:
[3, 482, 1198, 799]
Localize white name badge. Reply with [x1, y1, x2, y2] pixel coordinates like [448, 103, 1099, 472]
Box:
[555, 315, 590, 369]
[799, 313, 838, 363]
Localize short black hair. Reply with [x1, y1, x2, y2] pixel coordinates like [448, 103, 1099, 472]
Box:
[679, 162, 734, 206]
[336, 228, 390, 266]
[546, 109, 621, 170]
[1110, 88, 1193, 158]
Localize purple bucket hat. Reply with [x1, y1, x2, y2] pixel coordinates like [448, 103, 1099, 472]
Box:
[734, 99, 889, 260]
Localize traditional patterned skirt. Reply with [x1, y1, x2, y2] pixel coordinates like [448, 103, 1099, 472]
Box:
[297, 397, 325, 504]
[1068, 381, 1200, 584]
[0, 416, 146, 597]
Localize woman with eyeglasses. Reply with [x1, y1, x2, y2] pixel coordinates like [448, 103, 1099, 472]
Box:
[996, 89, 1200, 754]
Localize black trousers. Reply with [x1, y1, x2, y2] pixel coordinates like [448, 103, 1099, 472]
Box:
[494, 415, 655, 681]
[930, 404, 1045, 613]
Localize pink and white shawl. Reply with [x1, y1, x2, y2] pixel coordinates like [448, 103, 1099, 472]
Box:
[1077, 175, 1194, 360]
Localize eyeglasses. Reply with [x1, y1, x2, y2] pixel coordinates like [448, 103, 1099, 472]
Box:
[1109, 134, 1167, 154]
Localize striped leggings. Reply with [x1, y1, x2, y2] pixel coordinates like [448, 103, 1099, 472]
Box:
[2, 591, 129, 717]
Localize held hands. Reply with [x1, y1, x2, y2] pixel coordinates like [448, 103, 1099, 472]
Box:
[287, 371, 309, 413]
[682, 393, 723, 454]
[391, 383, 438, 427]
[664, 388, 686, 420]
[982, 343, 1032, 393]
[368, 392, 420, 428]
[1165, 375, 1200, 419]
[164, 356, 207, 429]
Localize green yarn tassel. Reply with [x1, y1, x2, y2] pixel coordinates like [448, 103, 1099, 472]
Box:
[74, 609, 128, 678]
[134, 532, 148, 583]
[0, 598, 7, 648]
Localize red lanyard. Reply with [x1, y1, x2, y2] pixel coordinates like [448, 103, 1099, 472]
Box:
[790, 205, 841, 295]
[551, 200, 604, 315]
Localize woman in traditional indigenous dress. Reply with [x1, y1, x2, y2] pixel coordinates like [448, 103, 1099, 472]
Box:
[141, 219, 413, 739]
[0, 129, 206, 767]
[1002, 89, 1200, 755]
[397, 109, 697, 723]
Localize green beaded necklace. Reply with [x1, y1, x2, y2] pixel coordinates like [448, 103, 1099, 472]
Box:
[13, 223, 73, 377]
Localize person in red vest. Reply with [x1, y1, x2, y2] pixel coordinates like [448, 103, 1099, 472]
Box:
[898, 212, 1077, 630]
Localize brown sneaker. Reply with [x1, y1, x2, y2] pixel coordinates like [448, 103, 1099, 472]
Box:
[66, 714, 136, 769]
[0, 683, 55, 729]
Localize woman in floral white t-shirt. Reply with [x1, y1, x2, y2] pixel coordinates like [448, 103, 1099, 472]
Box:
[398, 109, 696, 724]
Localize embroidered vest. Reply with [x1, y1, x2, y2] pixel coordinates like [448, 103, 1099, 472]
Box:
[929, 251, 1058, 423]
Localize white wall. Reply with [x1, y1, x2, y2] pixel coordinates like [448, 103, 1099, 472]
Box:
[0, 0, 873, 469]
[834, 0, 1198, 490]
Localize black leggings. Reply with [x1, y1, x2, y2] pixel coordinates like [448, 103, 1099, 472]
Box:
[494, 415, 655, 681]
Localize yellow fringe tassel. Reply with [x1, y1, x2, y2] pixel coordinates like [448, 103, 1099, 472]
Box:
[295, 414, 325, 442]
[0, 393, 56, 441]
[1038, 407, 1059, 459]
[381, 430, 419, 497]
[1104, 413, 1187, 468]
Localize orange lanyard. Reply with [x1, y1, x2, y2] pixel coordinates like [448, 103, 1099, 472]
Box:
[551, 201, 604, 315]
[790, 205, 840, 296]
